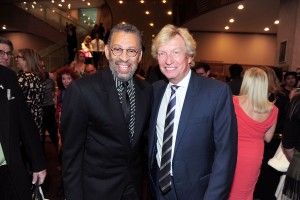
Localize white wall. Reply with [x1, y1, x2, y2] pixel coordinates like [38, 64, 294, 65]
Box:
[192, 32, 277, 66]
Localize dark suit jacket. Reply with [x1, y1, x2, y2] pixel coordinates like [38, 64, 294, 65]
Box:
[0, 65, 46, 199]
[61, 68, 152, 200]
[148, 71, 237, 200]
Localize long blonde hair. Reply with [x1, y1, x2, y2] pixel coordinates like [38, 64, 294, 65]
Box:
[240, 67, 273, 113]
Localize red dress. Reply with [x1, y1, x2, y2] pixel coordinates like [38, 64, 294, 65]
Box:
[229, 96, 278, 200]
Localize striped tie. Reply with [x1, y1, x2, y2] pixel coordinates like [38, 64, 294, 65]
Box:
[159, 85, 179, 194]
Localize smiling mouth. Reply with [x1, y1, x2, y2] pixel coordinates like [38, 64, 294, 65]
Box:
[165, 66, 176, 71]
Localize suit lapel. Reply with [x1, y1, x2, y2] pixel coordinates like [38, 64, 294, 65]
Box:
[96, 69, 131, 146]
[149, 81, 168, 161]
[174, 73, 199, 155]
[0, 82, 10, 158]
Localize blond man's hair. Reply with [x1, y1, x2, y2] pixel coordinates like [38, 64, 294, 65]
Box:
[151, 24, 196, 67]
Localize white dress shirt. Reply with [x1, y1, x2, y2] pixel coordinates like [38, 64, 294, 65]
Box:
[156, 70, 191, 175]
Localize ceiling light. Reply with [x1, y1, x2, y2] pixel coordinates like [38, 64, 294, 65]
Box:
[122, 21, 126, 24]
[82, 0, 85, 1]
[274, 20, 279, 24]
[61, 0, 65, 2]
[68, 3, 71, 9]
[2, 25, 7, 30]
[119, 0, 123, 4]
[33, 1, 36, 4]
[58, 3, 62, 7]
[264, 27, 270, 31]
[167, 11, 172, 15]
[40, 8, 43, 11]
[32, 5, 35, 8]
[150, 22, 154, 27]
[51, 0, 54, 3]
[229, 18, 234, 23]
[162, 0, 167, 3]
[23, 2, 27, 4]
[152, 34, 155, 38]
[237, 4, 244, 10]
[145, 11, 150, 15]
[52, 9, 55, 12]
[140, 0, 145, 3]
[225, 26, 229, 30]
[87, 2, 90, 6]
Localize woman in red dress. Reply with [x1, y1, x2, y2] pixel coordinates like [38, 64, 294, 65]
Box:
[229, 67, 278, 200]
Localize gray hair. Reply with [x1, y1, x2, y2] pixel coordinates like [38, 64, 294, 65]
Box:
[0, 37, 13, 51]
[107, 23, 142, 49]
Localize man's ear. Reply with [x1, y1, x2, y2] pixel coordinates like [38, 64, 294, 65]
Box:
[104, 45, 110, 60]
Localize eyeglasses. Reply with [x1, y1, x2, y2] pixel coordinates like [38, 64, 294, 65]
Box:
[0, 50, 14, 58]
[15, 55, 24, 59]
[110, 47, 140, 57]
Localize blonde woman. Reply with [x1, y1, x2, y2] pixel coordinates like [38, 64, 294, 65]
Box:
[229, 67, 279, 200]
[16, 48, 45, 137]
[70, 50, 86, 77]
[81, 35, 93, 64]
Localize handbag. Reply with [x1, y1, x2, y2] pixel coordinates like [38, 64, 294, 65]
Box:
[31, 178, 45, 200]
[268, 142, 290, 172]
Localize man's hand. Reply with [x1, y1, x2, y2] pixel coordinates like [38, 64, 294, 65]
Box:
[32, 169, 47, 184]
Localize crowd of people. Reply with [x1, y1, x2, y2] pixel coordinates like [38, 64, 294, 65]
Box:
[0, 21, 300, 200]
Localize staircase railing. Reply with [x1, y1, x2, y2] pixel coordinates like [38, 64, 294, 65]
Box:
[16, 2, 91, 71]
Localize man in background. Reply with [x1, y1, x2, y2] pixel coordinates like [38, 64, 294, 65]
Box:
[228, 63, 243, 95]
[0, 36, 47, 200]
[192, 62, 211, 77]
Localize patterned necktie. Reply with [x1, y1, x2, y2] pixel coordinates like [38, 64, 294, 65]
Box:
[159, 85, 179, 194]
[118, 81, 135, 143]
[121, 82, 129, 119]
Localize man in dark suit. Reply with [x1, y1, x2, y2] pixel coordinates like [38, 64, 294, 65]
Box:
[61, 23, 152, 200]
[148, 24, 238, 200]
[0, 37, 46, 200]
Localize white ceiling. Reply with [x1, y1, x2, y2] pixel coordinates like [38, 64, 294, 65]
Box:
[183, 0, 280, 34]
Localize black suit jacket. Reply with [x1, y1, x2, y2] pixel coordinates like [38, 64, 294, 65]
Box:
[61, 68, 152, 200]
[0, 66, 46, 199]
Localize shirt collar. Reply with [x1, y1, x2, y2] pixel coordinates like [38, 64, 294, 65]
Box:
[113, 74, 134, 89]
[168, 69, 191, 89]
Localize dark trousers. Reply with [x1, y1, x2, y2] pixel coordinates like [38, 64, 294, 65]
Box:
[92, 51, 103, 69]
[41, 105, 58, 150]
[0, 166, 19, 200]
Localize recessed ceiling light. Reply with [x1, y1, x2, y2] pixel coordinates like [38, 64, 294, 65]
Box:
[87, 2, 90, 6]
[33, 1, 36, 4]
[122, 21, 126, 24]
[145, 11, 150, 15]
[61, 0, 65, 2]
[23, 2, 27, 4]
[32, 5, 35, 8]
[51, 0, 54, 3]
[152, 34, 155, 38]
[2, 25, 7, 30]
[167, 11, 172, 15]
[140, 0, 145, 3]
[264, 27, 270, 31]
[150, 22, 154, 27]
[68, 3, 71, 9]
[119, 0, 123, 4]
[229, 18, 234, 23]
[237, 4, 244, 10]
[162, 0, 167, 3]
[58, 3, 62, 7]
[274, 20, 279, 24]
[40, 8, 43, 11]
[225, 26, 230, 30]
[52, 9, 55, 12]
